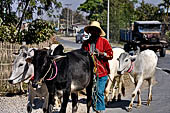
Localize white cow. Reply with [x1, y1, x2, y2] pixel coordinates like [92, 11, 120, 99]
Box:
[8, 45, 61, 113]
[117, 49, 158, 111]
[105, 48, 126, 103]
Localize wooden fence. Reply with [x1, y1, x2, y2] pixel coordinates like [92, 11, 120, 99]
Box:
[0, 40, 52, 95]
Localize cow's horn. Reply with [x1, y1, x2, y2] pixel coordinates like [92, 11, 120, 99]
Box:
[53, 55, 66, 61]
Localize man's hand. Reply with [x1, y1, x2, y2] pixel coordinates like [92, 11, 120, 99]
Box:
[94, 49, 105, 56]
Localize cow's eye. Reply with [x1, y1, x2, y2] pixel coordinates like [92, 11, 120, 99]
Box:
[18, 63, 23, 67]
[125, 59, 128, 62]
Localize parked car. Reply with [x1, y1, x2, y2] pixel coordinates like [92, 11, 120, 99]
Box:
[76, 28, 90, 43]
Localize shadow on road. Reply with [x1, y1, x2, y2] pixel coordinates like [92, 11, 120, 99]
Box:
[106, 99, 137, 112]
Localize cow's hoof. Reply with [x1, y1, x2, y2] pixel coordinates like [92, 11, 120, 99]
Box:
[127, 107, 132, 112]
[27, 106, 32, 113]
[147, 101, 151, 106]
[136, 104, 141, 108]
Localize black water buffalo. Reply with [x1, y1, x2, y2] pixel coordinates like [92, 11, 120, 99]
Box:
[27, 44, 94, 113]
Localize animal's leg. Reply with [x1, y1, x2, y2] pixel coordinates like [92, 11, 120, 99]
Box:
[121, 75, 125, 96]
[47, 93, 55, 113]
[104, 74, 114, 103]
[71, 92, 78, 113]
[54, 96, 61, 109]
[137, 89, 141, 108]
[20, 82, 25, 94]
[55, 90, 63, 109]
[128, 74, 135, 83]
[27, 86, 34, 113]
[43, 92, 49, 113]
[147, 78, 153, 106]
[128, 76, 143, 112]
[59, 90, 70, 113]
[86, 83, 92, 113]
[111, 80, 117, 102]
[118, 75, 125, 101]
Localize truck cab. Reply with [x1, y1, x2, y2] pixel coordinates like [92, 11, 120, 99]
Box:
[120, 21, 168, 57]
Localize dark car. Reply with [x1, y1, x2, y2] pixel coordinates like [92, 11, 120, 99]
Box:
[76, 29, 89, 43]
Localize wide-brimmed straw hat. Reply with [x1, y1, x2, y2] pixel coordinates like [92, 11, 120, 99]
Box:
[84, 21, 106, 36]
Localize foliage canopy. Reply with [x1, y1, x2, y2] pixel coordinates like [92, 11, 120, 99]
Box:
[78, 0, 170, 42]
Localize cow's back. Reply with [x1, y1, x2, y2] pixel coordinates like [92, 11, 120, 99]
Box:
[67, 49, 93, 92]
[134, 50, 158, 79]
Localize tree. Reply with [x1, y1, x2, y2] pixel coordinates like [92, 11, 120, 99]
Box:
[108, 0, 137, 42]
[16, 0, 62, 34]
[0, 0, 62, 32]
[135, 0, 160, 21]
[78, 0, 137, 42]
[60, 8, 88, 26]
[78, 0, 105, 21]
[158, 0, 170, 22]
[0, 0, 62, 44]
[72, 11, 88, 24]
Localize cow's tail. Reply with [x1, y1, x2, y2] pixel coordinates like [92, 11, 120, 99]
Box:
[156, 67, 170, 74]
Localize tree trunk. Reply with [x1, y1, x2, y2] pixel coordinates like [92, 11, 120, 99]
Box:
[17, 0, 30, 29]
[7, 2, 11, 16]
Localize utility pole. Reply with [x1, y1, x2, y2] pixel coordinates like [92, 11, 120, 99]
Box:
[58, 18, 60, 29]
[72, 13, 73, 25]
[107, 0, 110, 41]
[65, 4, 72, 36]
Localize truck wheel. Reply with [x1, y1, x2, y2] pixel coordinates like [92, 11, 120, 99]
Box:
[160, 48, 166, 57]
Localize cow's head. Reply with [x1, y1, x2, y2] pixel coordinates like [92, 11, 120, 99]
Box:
[8, 46, 34, 84]
[27, 44, 66, 88]
[117, 52, 136, 75]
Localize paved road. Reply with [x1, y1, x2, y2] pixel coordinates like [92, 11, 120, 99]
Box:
[57, 37, 82, 49]
[58, 37, 170, 113]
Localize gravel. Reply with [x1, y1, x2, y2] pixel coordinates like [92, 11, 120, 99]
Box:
[0, 94, 91, 113]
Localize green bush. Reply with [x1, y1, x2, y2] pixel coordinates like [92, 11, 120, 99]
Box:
[23, 19, 55, 44]
[0, 18, 55, 44]
[0, 24, 19, 43]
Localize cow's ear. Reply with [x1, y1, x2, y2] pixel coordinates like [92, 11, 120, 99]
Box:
[25, 57, 32, 63]
[12, 52, 19, 57]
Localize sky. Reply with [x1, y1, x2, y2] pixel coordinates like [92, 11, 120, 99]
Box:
[12, 0, 163, 21]
[58, 0, 162, 11]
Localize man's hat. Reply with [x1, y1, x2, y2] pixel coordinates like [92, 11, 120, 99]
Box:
[84, 21, 106, 36]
